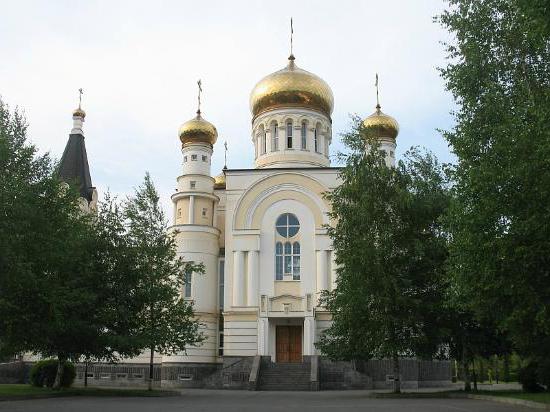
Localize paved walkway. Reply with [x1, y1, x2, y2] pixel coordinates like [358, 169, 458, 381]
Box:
[0, 390, 537, 412]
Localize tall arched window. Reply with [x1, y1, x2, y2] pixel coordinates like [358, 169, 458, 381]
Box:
[275, 213, 300, 280]
[272, 122, 279, 151]
[262, 130, 267, 154]
[314, 127, 318, 152]
[286, 120, 293, 149]
[301, 121, 307, 150]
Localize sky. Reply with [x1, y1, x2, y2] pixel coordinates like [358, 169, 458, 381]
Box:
[0, 0, 456, 213]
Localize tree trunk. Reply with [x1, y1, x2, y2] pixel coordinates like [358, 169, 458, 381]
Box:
[148, 346, 154, 391]
[392, 352, 401, 394]
[503, 354, 510, 383]
[84, 359, 88, 387]
[472, 359, 478, 392]
[52, 355, 65, 390]
[462, 346, 471, 392]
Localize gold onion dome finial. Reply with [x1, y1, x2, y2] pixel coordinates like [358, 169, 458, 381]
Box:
[362, 75, 398, 139]
[179, 80, 218, 147]
[213, 172, 226, 189]
[178, 111, 218, 147]
[362, 104, 399, 140]
[73, 88, 86, 118]
[249, 54, 334, 119]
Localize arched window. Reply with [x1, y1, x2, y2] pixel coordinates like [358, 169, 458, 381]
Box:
[286, 121, 293, 149]
[314, 127, 318, 152]
[301, 122, 307, 150]
[275, 213, 300, 280]
[272, 123, 279, 151]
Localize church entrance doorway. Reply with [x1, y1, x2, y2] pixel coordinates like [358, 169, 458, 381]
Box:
[276, 325, 302, 363]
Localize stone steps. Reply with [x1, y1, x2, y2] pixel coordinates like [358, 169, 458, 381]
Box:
[258, 362, 311, 391]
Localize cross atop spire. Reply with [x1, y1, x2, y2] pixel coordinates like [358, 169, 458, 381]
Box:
[375, 73, 381, 109]
[289, 17, 295, 60]
[224, 141, 228, 170]
[78, 88, 84, 109]
[197, 79, 202, 115]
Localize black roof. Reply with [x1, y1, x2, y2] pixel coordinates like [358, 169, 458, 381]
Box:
[58, 133, 94, 202]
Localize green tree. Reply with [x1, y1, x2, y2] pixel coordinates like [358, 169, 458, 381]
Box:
[317, 120, 450, 393]
[0, 97, 145, 389]
[0, 96, 104, 388]
[438, 0, 550, 363]
[125, 173, 205, 390]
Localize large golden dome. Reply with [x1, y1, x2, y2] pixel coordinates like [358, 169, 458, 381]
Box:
[179, 111, 218, 147]
[363, 105, 399, 140]
[250, 55, 334, 119]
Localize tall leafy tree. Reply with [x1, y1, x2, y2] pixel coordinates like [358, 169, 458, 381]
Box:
[438, 0, 550, 360]
[125, 173, 205, 390]
[0, 96, 106, 388]
[317, 120, 450, 393]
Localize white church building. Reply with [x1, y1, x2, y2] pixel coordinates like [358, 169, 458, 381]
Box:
[167, 51, 398, 367]
[56, 50, 450, 390]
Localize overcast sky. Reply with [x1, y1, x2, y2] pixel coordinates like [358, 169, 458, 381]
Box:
[1, 0, 455, 213]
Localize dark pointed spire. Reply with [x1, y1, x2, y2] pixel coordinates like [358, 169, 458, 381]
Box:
[58, 92, 94, 202]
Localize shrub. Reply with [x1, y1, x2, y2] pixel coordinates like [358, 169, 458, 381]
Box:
[536, 359, 550, 390]
[29, 359, 76, 388]
[518, 362, 544, 393]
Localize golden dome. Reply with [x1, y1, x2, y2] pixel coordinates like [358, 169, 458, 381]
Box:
[72, 107, 86, 118]
[213, 172, 226, 189]
[179, 111, 218, 147]
[363, 105, 399, 140]
[250, 55, 334, 119]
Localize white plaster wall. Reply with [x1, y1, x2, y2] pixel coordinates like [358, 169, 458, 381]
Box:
[224, 320, 258, 356]
[181, 143, 212, 175]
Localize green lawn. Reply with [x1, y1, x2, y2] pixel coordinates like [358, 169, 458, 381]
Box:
[0, 384, 180, 400]
[476, 390, 550, 404]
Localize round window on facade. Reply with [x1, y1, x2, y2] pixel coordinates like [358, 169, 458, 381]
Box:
[275, 213, 300, 238]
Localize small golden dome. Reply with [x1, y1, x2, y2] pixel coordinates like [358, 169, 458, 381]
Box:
[179, 111, 218, 147]
[250, 55, 334, 119]
[363, 105, 399, 140]
[72, 107, 86, 118]
[213, 172, 226, 189]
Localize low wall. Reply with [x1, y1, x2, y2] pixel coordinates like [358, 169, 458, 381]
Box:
[0, 362, 30, 384]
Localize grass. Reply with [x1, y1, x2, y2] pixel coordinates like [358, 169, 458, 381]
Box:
[475, 390, 550, 404]
[0, 384, 180, 400]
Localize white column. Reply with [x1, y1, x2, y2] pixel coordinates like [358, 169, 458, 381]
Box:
[316, 250, 328, 293]
[303, 317, 315, 355]
[212, 200, 217, 227]
[233, 251, 244, 306]
[247, 250, 259, 307]
[258, 318, 269, 355]
[188, 195, 195, 224]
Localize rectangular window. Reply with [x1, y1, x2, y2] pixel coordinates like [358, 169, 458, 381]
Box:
[190, 181, 196, 189]
[177, 208, 181, 218]
[301, 123, 307, 150]
[314, 129, 318, 152]
[191, 154, 197, 161]
[202, 155, 207, 162]
[218, 331, 224, 356]
[272, 124, 279, 151]
[219, 259, 225, 309]
[293, 256, 300, 280]
[286, 122, 293, 149]
[184, 271, 192, 298]
[184, 156, 188, 162]
[262, 133, 267, 154]
[202, 207, 207, 217]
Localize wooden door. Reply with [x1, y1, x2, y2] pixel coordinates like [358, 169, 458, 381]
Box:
[276, 326, 302, 363]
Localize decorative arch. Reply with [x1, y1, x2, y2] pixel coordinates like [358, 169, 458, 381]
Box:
[233, 173, 330, 230]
